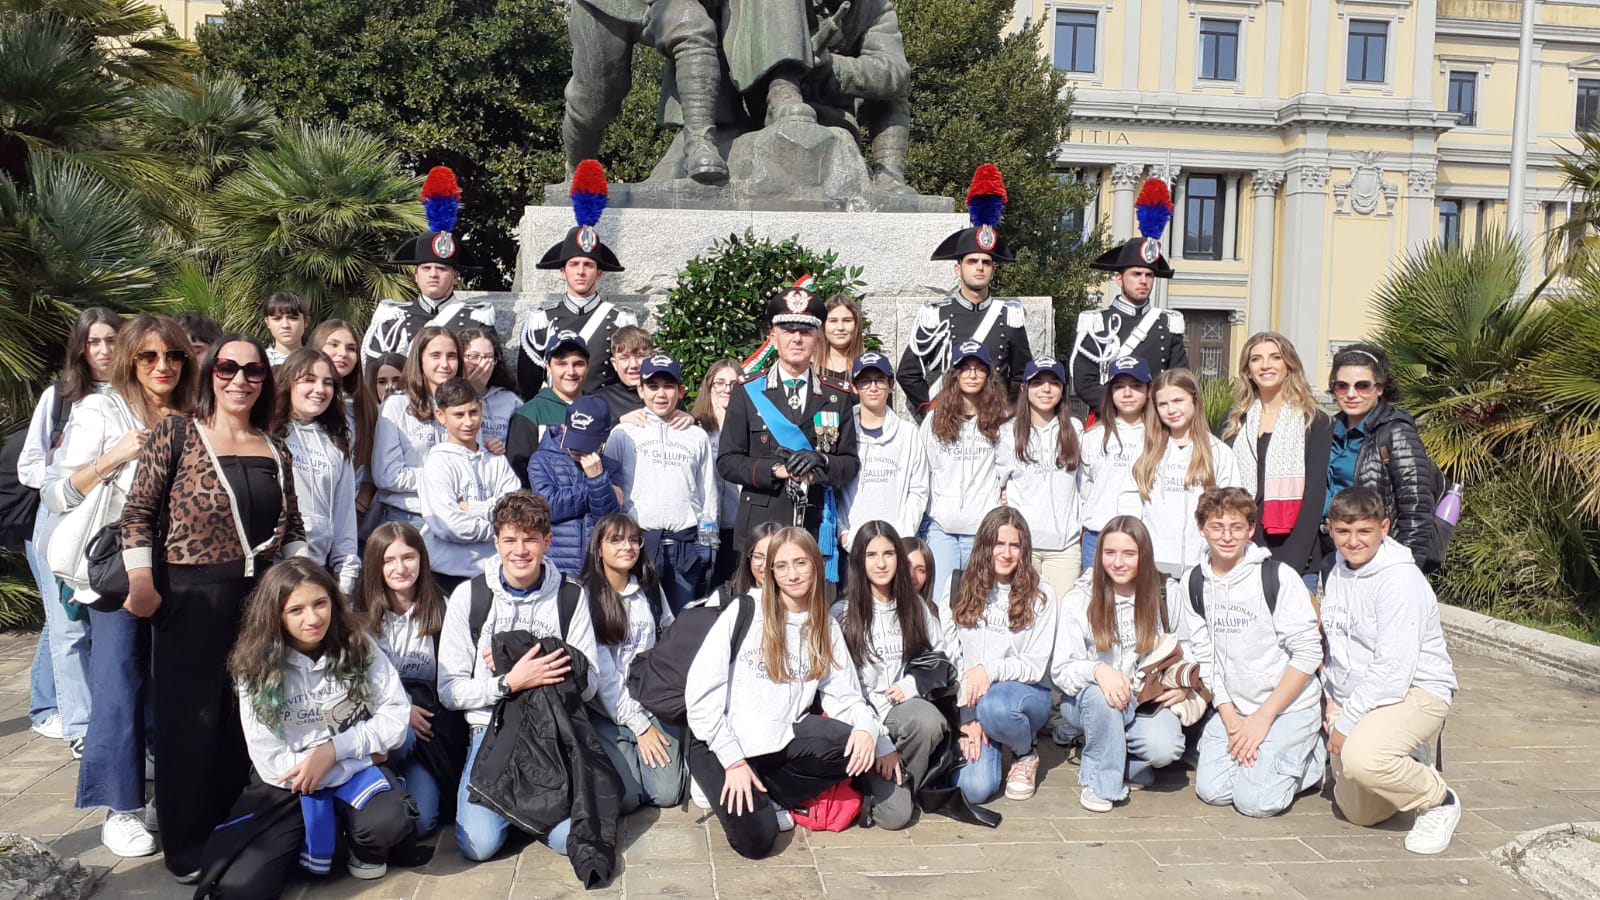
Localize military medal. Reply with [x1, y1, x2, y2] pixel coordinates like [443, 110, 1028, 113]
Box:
[814, 410, 840, 452]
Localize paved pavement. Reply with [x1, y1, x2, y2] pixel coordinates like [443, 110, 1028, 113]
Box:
[1, 628, 1596, 899]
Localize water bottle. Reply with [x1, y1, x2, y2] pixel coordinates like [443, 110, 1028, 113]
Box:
[698, 519, 719, 549]
[1435, 482, 1463, 526]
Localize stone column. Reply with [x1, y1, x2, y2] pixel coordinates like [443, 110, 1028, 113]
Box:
[1110, 163, 1144, 242]
[1404, 168, 1436, 251]
[1280, 163, 1330, 371]
[1223, 174, 1241, 259]
[1247, 170, 1284, 333]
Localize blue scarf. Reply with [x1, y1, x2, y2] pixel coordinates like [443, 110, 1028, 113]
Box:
[744, 382, 840, 582]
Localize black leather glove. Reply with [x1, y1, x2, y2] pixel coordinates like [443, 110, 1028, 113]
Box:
[784, 450, 828, 479]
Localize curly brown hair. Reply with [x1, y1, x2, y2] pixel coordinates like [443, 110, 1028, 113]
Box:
[930, 359, 1010, 444]
[952, 507, 1045, 631]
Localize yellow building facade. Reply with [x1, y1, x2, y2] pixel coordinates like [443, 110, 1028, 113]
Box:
[1035, 0, 1597, 378]
[156, 0, 226, 38]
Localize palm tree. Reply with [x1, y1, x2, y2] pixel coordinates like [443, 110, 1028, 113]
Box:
[6, 0, 198, 90]
[203, 121, 425, 331]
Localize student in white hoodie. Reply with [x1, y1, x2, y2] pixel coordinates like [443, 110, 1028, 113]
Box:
[204, 558, 415, 897]
[603, 353, 717, 614]
[437, 491, 600, 862]
[996, 356, 1084, 599]
[684, 527, 883, 860]
[1130, 368, 1242, 585]
[839, 353, 929, 548]
[372, 326, 458, 528]
[1321, 487, 1461, 855]
[456, 326, 522, 454]
[1079, 356, 1152, 570]
[1053, 515, 1189, 813]
[272, 349, 362, 595]
[833, 521, 947, 830]
[918, 341, 1010, 598]
[419, 377, 522, 594]
[1177, 488, 1324, 818]
[938, 508, 1058, 804]
[578, 514, 685, 814]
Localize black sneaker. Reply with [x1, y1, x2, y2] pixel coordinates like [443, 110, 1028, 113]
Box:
[69, 737, 84, 760]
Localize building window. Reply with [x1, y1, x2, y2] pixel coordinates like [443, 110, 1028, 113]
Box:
[1577, 79, 1600, 131]
[1183, 175, 1225, 260]
[1438, 200, 1461, 250]
[1186, 311, 1233, 379]
[1199, 19, 1240, 81]
[1346, 19, 1388, 83]
[203, 14, 225, 26]
[1447, 71, 1477, 126]
[1054, 10, 1097, 74]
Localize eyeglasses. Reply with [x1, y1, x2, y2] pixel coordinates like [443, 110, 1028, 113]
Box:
[135, 349, 188, 368]
[1203, 523, 1253, 538]
[463, 353, 495, 365]
[710, 379, 738, 390]
[214, 358, 270, 384]
[771, 558, 812, 574]
[1332, 380, 1378, 395]
[750, 552, 768, 567]
[604, 535, 643, 547]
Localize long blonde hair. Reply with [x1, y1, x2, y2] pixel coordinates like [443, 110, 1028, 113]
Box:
[1221, 332, 1319, 441]
[1086, 516, 1168, 654]
[758, 527, 835, 682]
[1133, 368, 1222, 501]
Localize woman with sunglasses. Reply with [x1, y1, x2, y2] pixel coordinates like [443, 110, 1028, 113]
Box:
[1324, 342, 1440, 572]
[121, 334, 309, 882]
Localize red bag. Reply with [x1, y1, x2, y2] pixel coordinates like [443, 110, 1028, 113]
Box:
[790, 781, 862, 832]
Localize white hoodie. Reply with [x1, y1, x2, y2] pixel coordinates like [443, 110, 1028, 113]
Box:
[685, 599, 883, 768]
[593, 578, 675, 737]
[377, 605, 438, 685]
[920, 414, 1002, 535]
[1079, 418, 1145, 530]
[829, 596, 945, 756]
[1053, 581, 1185, 696]
[20, 383, 70, 491]
[1130, 435, 1243, 574]
[1176, 544, 1322, 716]
[372, 393, 444, 513]
[479, 386, 521, 449]
[604, 410, 718, 532]
[237, 639, 410, 790]
[937, 580, 1058, 687]
[1321, 537, 1457, 736]
[419, 441, 521, 577]
[437, 558, 600, 727]
[284, 421, 361, 595]
[996, 416, 1084, 551]
[840, 406, 929, 543]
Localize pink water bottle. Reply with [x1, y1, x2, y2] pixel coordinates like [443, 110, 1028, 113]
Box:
[1435, 482, 1463, 526]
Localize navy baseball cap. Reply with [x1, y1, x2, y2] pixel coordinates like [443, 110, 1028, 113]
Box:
[1022, 356, 1067, 383]
[1105, 355, 1153, 384]
[851, 351, 894, 381]
[951, 340, 992, 367]
[561, 395, 612, 454]
[545, 330, 589, 358]
[640, 353, 683, 383]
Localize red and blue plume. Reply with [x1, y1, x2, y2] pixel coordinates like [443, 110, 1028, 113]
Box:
[421, 166, 461, 234]
[1135, 177, 1174, 240]
[570, 159, 609, 228]
[965, 164, 1007, 228]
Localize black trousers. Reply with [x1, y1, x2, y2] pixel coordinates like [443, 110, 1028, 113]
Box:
[685, 714, 852, 860]
[153, 564, 255, 876]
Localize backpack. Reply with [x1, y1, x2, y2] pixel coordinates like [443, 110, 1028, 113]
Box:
[791, 779, 862, 832]
[0, 383, 71, 549]
[625, 592, 756, 727]
[1186, 562, 1282, 620]
[467, 572, 584, 647]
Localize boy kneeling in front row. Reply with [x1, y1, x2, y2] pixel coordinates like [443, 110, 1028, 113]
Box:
[1179, 487, 1325, 819]
[1321, 486, 1461, 854]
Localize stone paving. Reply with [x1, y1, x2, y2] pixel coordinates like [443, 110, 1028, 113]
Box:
[1, 628, 1596, 899]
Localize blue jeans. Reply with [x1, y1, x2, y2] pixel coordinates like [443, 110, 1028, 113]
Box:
[456, 726, 573, 861]
[1080, 529, 1101, 571]
[76, 606, 150, 813]
[395, 729, 442, 836]
[1058, 685, 1186, 802]
[955, 681, 1052, 804]
[27, 620, 54, 728]
[26, 539, 91, 738]
[1194, 704, 1325, 817]
[590, 711, 685, 813]
[923, 520, 974, 601]
[643, 529, 710, 616]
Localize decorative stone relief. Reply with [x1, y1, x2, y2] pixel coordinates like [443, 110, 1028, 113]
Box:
[1110, 162, 1145, 188]
[1251, 169, 1285, 197]
[1333, 151, 1398, 215]
[1298, 164, 1331, 192]
[1406, 168, 1437, 197]
[1151, 163, 1183, 186]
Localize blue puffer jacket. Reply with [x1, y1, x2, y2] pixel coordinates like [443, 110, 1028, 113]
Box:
[526, 427, 621, 579]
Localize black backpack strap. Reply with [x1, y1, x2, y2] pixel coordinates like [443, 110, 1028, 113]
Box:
[729, 593, 755, 657]
[557, 577, 581, 639]
[1261, 562, 1281, 616]
[647, 583, 667, 629]
[47, 381, 70, 449]
[1187, 566, 1205, 619]
[468, 575, 492, 647]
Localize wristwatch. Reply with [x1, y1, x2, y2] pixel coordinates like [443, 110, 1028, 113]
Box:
[496, 675, 510, 697]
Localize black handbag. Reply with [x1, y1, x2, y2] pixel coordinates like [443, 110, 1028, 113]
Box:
[86, 415, 187, 613]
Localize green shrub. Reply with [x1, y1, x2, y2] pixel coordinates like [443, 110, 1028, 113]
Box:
[1197, 375, 1235, 436]
[0, 550, 43, 630]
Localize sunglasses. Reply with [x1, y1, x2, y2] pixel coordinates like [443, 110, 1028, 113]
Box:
[214, 358, 270, 384]
[135, 349, 189, 367]
[1332, 380, 1378, 395]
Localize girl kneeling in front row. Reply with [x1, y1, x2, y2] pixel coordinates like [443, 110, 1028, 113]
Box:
[1053, 515, 1190, 813]
[199, 559, 415, 900]
[940, 507, 1059, 805]
[684, 527, 884, 859]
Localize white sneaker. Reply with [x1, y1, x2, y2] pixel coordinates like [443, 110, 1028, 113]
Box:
[31, 714, 65, 740]
[688, 775, 711, 810]
[347, 858, 387, 880]
[1404, 789, 1462, 855]
[143, 799, 159, 833]
[101, 811, 157, 858]
[773, 808, 795, 832]
[1079, 786, 1113, 813]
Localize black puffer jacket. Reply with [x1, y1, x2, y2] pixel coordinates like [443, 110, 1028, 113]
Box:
[468, 633, 623, 888]
[1344, 402, 1441, 569]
